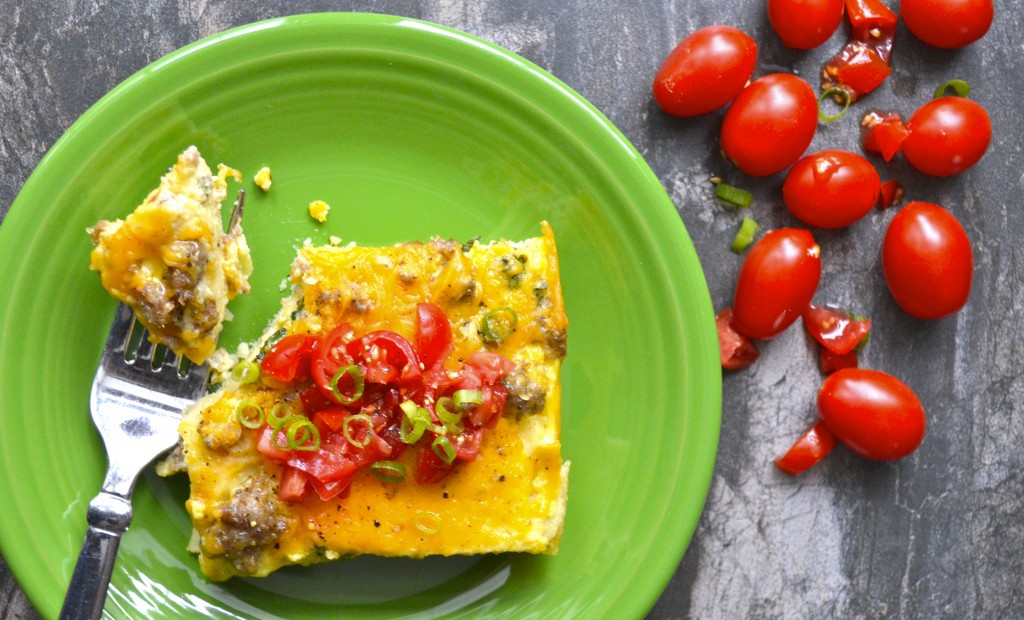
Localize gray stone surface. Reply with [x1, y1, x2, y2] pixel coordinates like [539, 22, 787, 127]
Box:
[3, 1, 1022, 618]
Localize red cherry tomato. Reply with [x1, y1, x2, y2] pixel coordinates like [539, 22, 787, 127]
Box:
[802, 304, 871, 355]
[818, 368, 926, 461]
[900, 0, 993, 48]
[721, 74, 818, 177]
[732, 228, 822, 340]
[783, 150, 880, 229]
[775, 420, 837, 474]
[769, 0, 845, 50]
[882, 201, 973, 319]
[716, 308, 759, 370]
[902, 97, 991, 177]
[653, 25, 758, 117]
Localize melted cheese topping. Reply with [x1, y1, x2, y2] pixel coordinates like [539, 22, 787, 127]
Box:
[87, 146, 252, 363]
[175, 224, 569, 580]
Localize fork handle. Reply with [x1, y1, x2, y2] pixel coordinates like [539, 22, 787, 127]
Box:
[58, 492, 133, 620]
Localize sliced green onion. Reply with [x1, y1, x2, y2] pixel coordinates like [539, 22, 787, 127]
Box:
[286, 418, 321, 451]
[731, 217, 761, 254]
[231, 360, 260, 384]
[370, 460, 407, 484]
[431, 435, 457, 464]
[271, 415, 319, 451]
[481, 307, 517, 343]
[818, 87, 851, 122]
[435, 397, 464, 434]
[342, 413, 373, 448]
[452, 389, 483, 409]
[934, 79, 970, 99]
[714, 183, 753, 209]
[399, 400, 429, 444]
[329, 365, 364, 404]
[235, 400, 265, 429]
[267, 402, 294, 429]
[414, 511, 443, 535]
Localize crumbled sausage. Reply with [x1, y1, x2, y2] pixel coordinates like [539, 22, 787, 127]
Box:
[208, 473, 288, 575]
[502, 366, 546, 417]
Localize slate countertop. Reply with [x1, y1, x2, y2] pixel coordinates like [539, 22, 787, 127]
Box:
[3, 1, 1022, 618]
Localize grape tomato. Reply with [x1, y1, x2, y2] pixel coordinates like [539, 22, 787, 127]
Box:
[653, 25, 758, 117]
[720, 73, 818, 177]
[818, 368, 926, 461]
[882, 201, 973, 319]
[783, 150, 880, 229]
[900, 0, 993, 49]
[902, 96, 991, 177]
[731, 228, 822, 340]
[768, 0, 845, 50]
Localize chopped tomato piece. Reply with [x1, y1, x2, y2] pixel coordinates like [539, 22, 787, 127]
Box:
[716, 308, 759, 370]
[309, 472, 355, 502]
[462, 351, 516, 384]
[416, 303, 453, 370]
[278, 465, 311, 502]
[260, 334, 318, 383]
[346, 330, 422, 384]
[802, 305, 871, 355]
[775, 420, 837, 474]
[414, 444, 456, 485]
[819, 347, 859, 374]
[826, 44, 892, 99]
[862, 111, 909, 161]
[823, 0, 897, 101]
[878, 179, 904, 209]
[845, 0, 898, 47]
[311, 324, 356, 401]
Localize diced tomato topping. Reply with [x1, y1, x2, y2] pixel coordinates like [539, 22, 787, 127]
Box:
[716, 308, 759, 370]
[463, 351, 517, 384]
[260, 334, 318, 383]
[246, 304, 517, 503]
[416, 303, 453, 370]
[775, 420, 837, 475]
[819, 347, 859, 374]
[345, 330, 423, 385]
[278, 465, 311, 502]
[414, 444, 457, 485]
[311, 324, 356, 401]
[802, 305, 871, 355]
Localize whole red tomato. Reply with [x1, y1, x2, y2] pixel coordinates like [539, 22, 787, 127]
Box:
[721, 74, 818, 176]
[731, 228, 821, 340]
[768, 0, 845, 50]
[818, 368, 926, 461]
[900, 0, 993, 48]
[882, 201, 973, 319]
[902, 97, 991, 177]
[783, 150, 881, 229]
[653, 25, 758, 117]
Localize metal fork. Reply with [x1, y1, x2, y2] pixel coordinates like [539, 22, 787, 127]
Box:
[59, 190, 245, 619]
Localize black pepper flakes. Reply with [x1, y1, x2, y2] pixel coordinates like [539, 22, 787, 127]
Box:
[374, 520, 381, 528]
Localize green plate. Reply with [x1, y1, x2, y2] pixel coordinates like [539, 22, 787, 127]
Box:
[0, 13, 719, 619]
